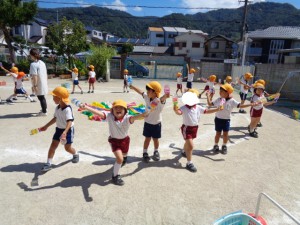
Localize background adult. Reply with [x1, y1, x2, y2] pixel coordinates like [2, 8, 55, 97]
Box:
[29, 48, 48, 116]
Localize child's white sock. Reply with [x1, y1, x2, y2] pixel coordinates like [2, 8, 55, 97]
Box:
[250, 127, 255, 133]
[187, 161, 192, 165]
[27, 95, 33, 101]
[143, 149, 148, 153]
[154, 149, 158, 152]
[47, 158, 53, 165]
[113, 162, 121, 177]
[215, 143, 218, 146]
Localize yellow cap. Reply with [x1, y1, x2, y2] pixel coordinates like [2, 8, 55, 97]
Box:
[177, 72, 182, 77]
[256, 79, 265, 86]
[220, 83, 234, 94]
[89, 65, 94, 70]
[50, 86, 70, 104]
[112, 99, 127, 109]
[17, 72, 26, 79]
[209, 75, 217, 82]
[146, 81, 162, 97]
[253, 82, 265, 90]
[189, 68, 195, 73]
[244, 72, 253, 80]
[73, 68, 78, 73]
[188, 88, 200, 97]
[124, 69, 128, 74]
[10, 67, 18, 73]
[225, 76, 232, 82]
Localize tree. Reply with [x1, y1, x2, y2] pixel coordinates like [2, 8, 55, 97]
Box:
[46, 17, 88, 68]
[0, 0, 37, 63]
[86, 44, 116, 80]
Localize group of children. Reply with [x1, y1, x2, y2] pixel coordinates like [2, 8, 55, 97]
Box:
[35, 68, 275, 186]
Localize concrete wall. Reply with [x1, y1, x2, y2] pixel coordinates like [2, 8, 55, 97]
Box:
[255, 64, 300, 101]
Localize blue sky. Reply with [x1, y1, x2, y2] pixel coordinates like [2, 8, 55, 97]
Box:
[38, 0, 300, 17]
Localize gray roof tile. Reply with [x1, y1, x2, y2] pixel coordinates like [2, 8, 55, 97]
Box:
[248, 26, 300, 39]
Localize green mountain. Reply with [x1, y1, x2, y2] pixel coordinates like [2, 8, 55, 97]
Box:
[37, 2, 300, 40]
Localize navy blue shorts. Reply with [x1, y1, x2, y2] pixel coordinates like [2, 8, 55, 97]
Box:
[73, 80, 79, 85]
[239, 92, 248, 101]
[15, 88, 26, 94]
[215, 117, 230, 132]
[143, 122, 161, 139]
[186, 81, 192, 89]
[53, 127, 74, 144]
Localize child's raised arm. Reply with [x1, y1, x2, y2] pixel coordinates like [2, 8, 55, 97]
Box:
[173, 105, 182, 115]
[204, 106, 223, 114]
[80, 104, 106, 119]
[130, 111, 149, 123]
[129, 85, 143, 95]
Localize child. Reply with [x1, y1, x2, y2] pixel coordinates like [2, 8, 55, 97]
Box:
[80, 99, 148, 185]
[0, 66, 35, 103]
[173, 89, 222, 172]
[130, 81, 170, 163]
[199, 75, 217, 100]
[248, 81, 275, 138]
[238, 72, 253, 113]
[254, 79, 267, 127]
[123, 69, 129, 93]
[87, 65, 96, 93]
[186, 65, 196, 91]
[38, 86, 79, 171]
[206, 84, 255, 154]
[225, 75, 236, 87]
[175, 72, 183, 96]
[67, 67, 83, 94]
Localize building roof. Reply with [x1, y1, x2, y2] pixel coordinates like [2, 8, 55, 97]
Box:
[34, 17, 48, 27]
[133, 46, 154, 53]
[174, 27, 188, 33]
[248, 26, 300, 40]
[149, 27, 163, 32]
[205, 35, 235, 43]
[163, 27, 177, 32]
[29, 36, 42, 43]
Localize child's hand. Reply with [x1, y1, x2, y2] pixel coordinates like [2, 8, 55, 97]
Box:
[217, 106, 224, 111]
[79, 103, 86, 109]
[173, 105, 179, 111]
[142, 111, 150, 118]
[39, 126, 47, 131]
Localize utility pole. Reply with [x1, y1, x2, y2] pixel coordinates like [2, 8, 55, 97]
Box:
[56, 10, 59, 24]
[239, 0, 249, 74]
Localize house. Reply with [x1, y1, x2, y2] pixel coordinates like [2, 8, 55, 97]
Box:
[11, 18, 48, 45]
[86, 26, 115, 44]
[247, 26, 300, 64]
[174, 31, 206, 60]
[147, 27, 165, 46]
[204, 35, 237, 59]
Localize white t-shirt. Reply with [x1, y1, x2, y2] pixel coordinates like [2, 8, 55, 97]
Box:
[72, 72, 78, 81]
[179, 105, 206, 126]
[207, 81, 215, 92]
[30, 60, 48, 95]
[15, 78, 23, 89]
[251, 94, 264, 110]
[103, 112, 132, 139]
[213, 97, 240, 119]
[177, 77, 182, 84]
[54, 105, 74, 129]
[142, 92, 164, 125]
[89, 71, 96, 78]
[124, 74, 128, 81]
[187, 73, 194, 82]
[239, 76, 250, 94]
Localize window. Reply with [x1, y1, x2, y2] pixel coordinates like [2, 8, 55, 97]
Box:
[98, 33, 102, 37]
[192, 42, 200, 48]
[156, 34, 164, 38]
[15, 26, 21, 35]
[211, 41, 219, 49]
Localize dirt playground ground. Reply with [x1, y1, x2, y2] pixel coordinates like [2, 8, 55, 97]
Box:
[0, 76, 299, 225]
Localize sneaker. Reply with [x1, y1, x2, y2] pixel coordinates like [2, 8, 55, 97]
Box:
[181, 151, 187, 158]
[37, 112, 47, 117]
[257, 122, 263, 127]
[143, 152, 150, 163]
[249, 131, 258, 138]
[30, 99, 36, 102]
[41, 163, 52, 172]
[6, 99, 13, 103]
[71, 92, 74, 94]
[91, 90, 94, 93]
[221, 145, 227, 155]
[213, 145, 220, 153]
[30, 94, 36, 97]
[121, 157, 127, 167]
[12, 97, 17, 100]
[87, 91, 90, 93]
[81, 91, 83, 94]
[186, 163, 197, 173]
[72, 154, 79, 163]
[152, 151, 160, 161]
[112, 175, 124, 186]
[239, 109, 247, 114]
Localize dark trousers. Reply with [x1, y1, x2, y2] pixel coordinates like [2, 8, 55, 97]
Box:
[37, 95, 47, 113]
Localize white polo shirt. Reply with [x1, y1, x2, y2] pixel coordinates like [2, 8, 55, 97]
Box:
[177, 76, 182, 84]
[30, 60, 48, 95]
[54, 105, 74, 129]
[142, 92, 164, 125]
[239, 76, 250, 94]
[72, 72, 78, 81]
[179, 105, 206, 126]
[89, 71, 96, 78]
[213, 97, 240, 120]
[103, 112, 132, 139]
[207, 81, 215, 92]
[251, 94, 264, 110]
[187, 73, 194, 82]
